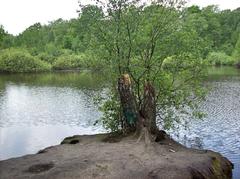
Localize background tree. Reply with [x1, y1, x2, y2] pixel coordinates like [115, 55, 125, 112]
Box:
[1, 4, 239, 69]
[0, 25, 6, 42]
[233, 34, 240, 66]
[0, 25, 14, 49]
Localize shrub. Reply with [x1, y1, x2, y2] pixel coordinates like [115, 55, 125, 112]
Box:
[37, 53, 56, 64]
[84, 54, 107, 70]
[52, 54, 87, 70]
[94, 89, 122, 132]
[0, 48, 51, 72]
[206, 52, 236, 66]
[162, 53, 205, 72]
[53, 53, 108, 70]
[44, 43, 62, 57]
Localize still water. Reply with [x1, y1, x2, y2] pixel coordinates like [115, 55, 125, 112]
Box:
[0, 72, 106, 159]
[0, 68, 239, 178]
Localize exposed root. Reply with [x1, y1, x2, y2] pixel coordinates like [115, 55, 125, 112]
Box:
[136, 127, 154, 147]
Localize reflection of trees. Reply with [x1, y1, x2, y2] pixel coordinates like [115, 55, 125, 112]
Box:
[0, 72, 108, 90]
[0, 78, 6, 94]
[207, 67, 240, 81]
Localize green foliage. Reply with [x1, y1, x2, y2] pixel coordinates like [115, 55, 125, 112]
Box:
[83, 0, 207, 131]
[206, 52, 236, 66]
[183, 5, 240, 58]
[0, 25, 6, 42]
[0, 25, 14, 49]
[52, 51, 108, 70]
[44, 43, 62, 57]
[1, 5, 239, 60]
[37, 53, 56, 64]
[1, 4, 239, 69]
[232, 35, 240, 63]
[97, 90, 121, 132]
[52, 54, 88, 70]
[85, 52, 108, 70]
[0, 48, 51, 72]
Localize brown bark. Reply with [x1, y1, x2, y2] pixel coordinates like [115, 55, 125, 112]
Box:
[118, 74, 158, 138]
[118, 74, 139, 133]
[140, 81, 157, 134]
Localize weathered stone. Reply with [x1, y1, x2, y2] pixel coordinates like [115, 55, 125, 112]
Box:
[0, 133, 233, 179]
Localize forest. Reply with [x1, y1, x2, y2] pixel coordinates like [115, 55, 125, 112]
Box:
[0, 4, 240, 73]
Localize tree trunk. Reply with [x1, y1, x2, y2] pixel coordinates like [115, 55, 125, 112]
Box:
[140, 81, 157, 134]
[118, 74, 157, 135]
[118, 74, 139, 133]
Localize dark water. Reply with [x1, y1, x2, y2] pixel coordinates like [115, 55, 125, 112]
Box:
[0, 67, 239, 178]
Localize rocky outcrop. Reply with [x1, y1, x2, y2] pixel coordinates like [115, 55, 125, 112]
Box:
[0, 134, 233, 179]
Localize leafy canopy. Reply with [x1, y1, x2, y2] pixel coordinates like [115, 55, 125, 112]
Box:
[80, 0, 207, 131]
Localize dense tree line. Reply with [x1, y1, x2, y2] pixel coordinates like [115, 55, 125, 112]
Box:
[0, 5, 239, 73]
[183, 6, 240, 65]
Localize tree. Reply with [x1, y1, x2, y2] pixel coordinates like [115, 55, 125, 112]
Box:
[0, 25, 7, 48]
[182, 5, 240, 58]
[233, 35, 240, 66]
[0, 25, 14, 49]
[0, 25, 5, 42]
[80, 0, 206, 141]
[17, 23, 42, 46]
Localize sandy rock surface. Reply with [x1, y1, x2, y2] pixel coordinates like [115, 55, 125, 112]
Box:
[0, 134, 233, 179]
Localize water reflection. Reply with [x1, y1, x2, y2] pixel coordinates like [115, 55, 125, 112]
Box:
[0, 71, 108, 89]
[0, 72, 107, 160]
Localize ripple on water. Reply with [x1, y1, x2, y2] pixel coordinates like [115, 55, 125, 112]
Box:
[0, 84, 101, 128]
[171, 78, 240, 178]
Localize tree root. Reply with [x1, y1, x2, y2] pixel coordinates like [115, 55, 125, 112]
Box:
[136, 127, 154, 145]
[136, 128, 168, 145]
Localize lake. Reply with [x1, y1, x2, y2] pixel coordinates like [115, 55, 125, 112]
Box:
[0, 67, 239, 178]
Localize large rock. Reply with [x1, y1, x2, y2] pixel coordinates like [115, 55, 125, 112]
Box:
[0, 134, 233, 179]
